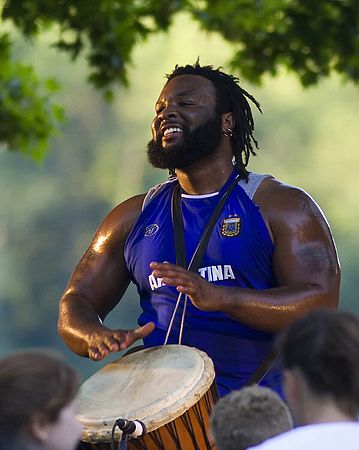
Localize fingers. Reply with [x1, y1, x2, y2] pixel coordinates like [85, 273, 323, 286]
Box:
[88, 343, 111, 361]
[87, 323, 155, 360]
[176, 284, 196, 294]
[150, 261, 185, 273]
[150, 261, 219, 311]
[150, 261, 194, 287]
[88, 333, 120, 360]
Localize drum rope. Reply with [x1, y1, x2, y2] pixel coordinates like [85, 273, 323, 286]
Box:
[192, 402, 212, 449]
[178, 294, 188, 344]
[164, 292, 182, 345]
[163, 421, 183, 450]
[149, 430, 167, 450]
[179, 411, 202, 450]
[164, 291, 188, 345]
[147, 430, 166, 450]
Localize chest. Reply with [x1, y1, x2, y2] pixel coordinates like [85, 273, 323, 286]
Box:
[125, 186, 274, 289]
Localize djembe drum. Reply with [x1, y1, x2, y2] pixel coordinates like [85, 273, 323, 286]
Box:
[77, 345, 218, 450]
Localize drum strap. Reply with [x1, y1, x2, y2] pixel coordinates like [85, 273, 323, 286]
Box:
[166, 174, 241, 345]
[245, 349, 280, 386]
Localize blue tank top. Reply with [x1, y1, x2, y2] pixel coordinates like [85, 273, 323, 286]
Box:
[124, 169, 282, 396]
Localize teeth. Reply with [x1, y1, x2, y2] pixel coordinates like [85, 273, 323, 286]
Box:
[163, 127, 183, 136]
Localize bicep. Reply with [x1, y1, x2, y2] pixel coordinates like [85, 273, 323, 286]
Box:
[271, 192, 340, 304]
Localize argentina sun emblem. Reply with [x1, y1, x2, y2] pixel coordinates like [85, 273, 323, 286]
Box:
[221, 216, 241, 237]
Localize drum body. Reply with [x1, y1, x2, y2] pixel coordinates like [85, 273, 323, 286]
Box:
[77, 345, 218, 450]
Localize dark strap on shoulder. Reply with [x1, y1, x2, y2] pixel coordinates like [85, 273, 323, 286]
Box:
[171, 183, 187, 268]
[244, 350, 279, 386]
[171, 174, 240, 271]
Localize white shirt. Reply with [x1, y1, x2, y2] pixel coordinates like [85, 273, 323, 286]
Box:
[248, 422, 359, 450]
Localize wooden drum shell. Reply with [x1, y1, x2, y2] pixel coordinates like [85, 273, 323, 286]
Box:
[77, 345, 218, 450]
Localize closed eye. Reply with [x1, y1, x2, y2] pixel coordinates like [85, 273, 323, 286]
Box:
[179, 101, 194, 106]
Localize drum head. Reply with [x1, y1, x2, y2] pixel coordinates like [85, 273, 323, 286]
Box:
[77, 345, 215, 443]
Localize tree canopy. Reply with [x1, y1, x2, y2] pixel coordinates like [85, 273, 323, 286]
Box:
[1, 0, 359, 158]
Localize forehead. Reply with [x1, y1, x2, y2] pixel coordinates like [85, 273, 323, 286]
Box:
[156, 74, 216, 104]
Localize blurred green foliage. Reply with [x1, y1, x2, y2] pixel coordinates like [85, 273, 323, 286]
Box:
[0, 33, 64, 160]
[1, 0, 359, 159]
[192, 0, 359, 86]
[0, 13, 358, 381]
[2, 0, 184, 87]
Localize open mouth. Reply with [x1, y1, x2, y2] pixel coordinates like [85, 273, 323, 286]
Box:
[163, 127, 183, 137]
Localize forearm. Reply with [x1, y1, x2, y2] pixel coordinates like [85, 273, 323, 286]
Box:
[217, 283, 339, 333]
[58, 293, 109, 357]
[150, 260, 340, 333]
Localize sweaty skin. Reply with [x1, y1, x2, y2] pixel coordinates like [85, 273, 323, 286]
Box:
[58, 74, 340, 361]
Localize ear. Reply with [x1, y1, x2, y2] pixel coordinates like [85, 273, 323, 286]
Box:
[29, 413, 51, 444]
[221, 112, 235, 132]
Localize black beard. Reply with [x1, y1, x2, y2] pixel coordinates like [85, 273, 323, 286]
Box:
[147, 116, 223, 170]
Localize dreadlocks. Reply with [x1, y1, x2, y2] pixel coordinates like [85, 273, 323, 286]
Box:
[166, 61, 262, 180]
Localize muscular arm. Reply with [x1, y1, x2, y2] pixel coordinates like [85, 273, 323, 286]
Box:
[150, 179, 340, 333]
[58, 194, 155, 359]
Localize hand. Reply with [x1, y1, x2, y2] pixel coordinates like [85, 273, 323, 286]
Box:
[87, 322, 155, 361]
[150, 261, 222, 311]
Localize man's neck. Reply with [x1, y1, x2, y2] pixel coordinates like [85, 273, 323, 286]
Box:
[297, 397, 356, 426]
[175, 157, 234, 195]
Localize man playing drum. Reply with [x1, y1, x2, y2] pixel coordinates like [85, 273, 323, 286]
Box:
[58, 62, 340, 397]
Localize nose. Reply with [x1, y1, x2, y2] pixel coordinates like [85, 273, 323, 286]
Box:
[157, 104, 179, 122]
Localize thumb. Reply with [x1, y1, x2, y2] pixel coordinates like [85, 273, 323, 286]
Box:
[121, 322, 155, 349]
[133, 322, 155, 340]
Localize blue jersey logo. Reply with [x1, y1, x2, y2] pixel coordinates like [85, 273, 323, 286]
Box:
[144, 224, 159, 236]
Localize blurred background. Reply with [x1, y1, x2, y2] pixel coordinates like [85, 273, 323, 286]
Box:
[1, 7, 359, 381]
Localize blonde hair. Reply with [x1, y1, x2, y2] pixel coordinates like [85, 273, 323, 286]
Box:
[211, 385, 293, 450]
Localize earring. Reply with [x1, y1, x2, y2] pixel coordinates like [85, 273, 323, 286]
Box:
[223, 128, 233, 137]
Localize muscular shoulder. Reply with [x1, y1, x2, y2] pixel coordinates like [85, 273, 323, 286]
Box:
[108, 194, 146, 231]
[91, 194, 146, 252]
[253, 177, 329, 239]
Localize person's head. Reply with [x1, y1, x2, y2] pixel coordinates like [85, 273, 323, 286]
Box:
[0, 349, 82, 450]
[278, 309, 359, 424]
[147, 61, 261, 179]
[210, 385, 293, 450]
